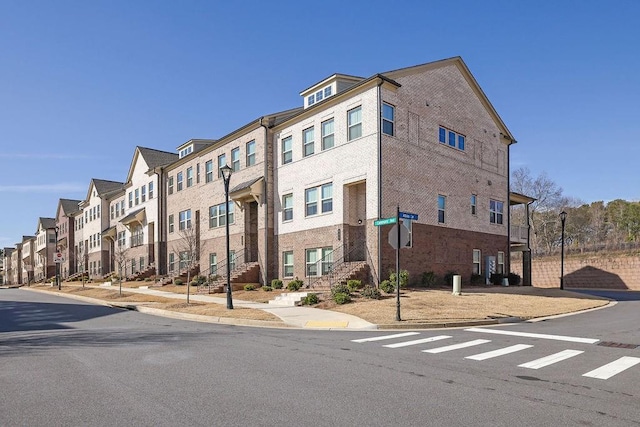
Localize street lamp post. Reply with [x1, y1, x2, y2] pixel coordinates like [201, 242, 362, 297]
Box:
[220, 164, 233, 309]
[559, 210, 567, 291]
[55, 226, 61, 290]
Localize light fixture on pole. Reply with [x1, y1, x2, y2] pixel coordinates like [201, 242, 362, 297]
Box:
[559, 210, 567, 291]
[220, 164, 234, 309]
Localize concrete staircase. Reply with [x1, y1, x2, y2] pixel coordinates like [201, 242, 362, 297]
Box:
[268, 292, 314, 306]
[308, 261, 369, 290]
[199, 262, 260, 294]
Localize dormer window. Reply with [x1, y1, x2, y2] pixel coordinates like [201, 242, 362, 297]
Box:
[315, 90, 323, 102]
[179, 145, 193, 159]
[324, 86, 332, 97]
[307, 95, 315, 106]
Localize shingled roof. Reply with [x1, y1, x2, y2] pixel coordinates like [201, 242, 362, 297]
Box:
[138, 146, 178, 169]
[60, 199, 82, 216]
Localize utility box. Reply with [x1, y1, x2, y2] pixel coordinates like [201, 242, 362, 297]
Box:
[485, 256, 496, 285]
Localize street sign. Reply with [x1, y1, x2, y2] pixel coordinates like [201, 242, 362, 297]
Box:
[374, 217, 397, 226]
[399, 211, 418, 220]
[388, 223, 410, 249]
[53, 252, 64, 263]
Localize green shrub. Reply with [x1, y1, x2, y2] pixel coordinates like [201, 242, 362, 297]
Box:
[136, 278, 143, 281]
[287, 279, 303, 291]
[196, 275, 207, 284]
[347, 279, 363, 292]
[361, 285, 381, 299]
[443, 271, 458, 286]
[262, 286, 273, 292]
[490, 273, 504, 286]
[302, 294, 319, 305]
[174, 279, 183, 286]
[379, 280, 395, 294]
[244, 284, 256, 291]
[508, 272, 521, 286]
[421, 271, 437, 287]
[190, 280, 198, 286]
[331, 283, 351, 297]
[271, 279, 283, 289]
[333, 292, 351, 304]
[144, 277, 152, 282]
[389, 270, 409, 288]
[470, 273, 484, 286]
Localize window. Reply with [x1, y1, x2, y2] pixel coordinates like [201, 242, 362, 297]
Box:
[217, 154, 226, 177]
[115, 202, 120, 217]
[149, 181, 154, 199]
[324, 86, 332, 97]
[283, 251, 293, 278]
[120, 200, 125, 215]
[497, 251, 505, 275]
[196, 163, 200, 184]
[169, 253, 175, 272]
[110, 205, 115, 220]
[129, 192, 133, 208]
[135, 188, 140, 205]
[168, 176, 174, 195]
[229, 250, 236, 271]
[321, 119, 334, 150]
[307, 95, 315, 106]
[473, 249, 481, 275]
[117, 231, 126, 248]
[303, 127, 314, 157]
[246, 140, 256, 166]
[348, 106, 362, 140]
[179, 145, 193, 158]
[205, 160, 213, 183]
[131, 226, 143, 247]
[141, 185, 146, 202]
[321, 247, 333, 275]
[186, 167, 193, 187]
[282, 136, 292, 164]
[471, 194, 477, 215]
[168, 214, 174, 233]
[209, 202, 234, 228]
[305, 187, 317, 216]
[438, 195, 446, 224]
[231, 148, 240, 171]
[179, 251, 189, 270]
[382, 103, 395, 136]
[306, 249, 318, 277]
[490, 199, 504, 224]
[209, 253, 217, 275]
[321, 183, 333, 213]
[177, 172, 183, 191]
[283, 194, 293, 221]
[179, 209, 192, 230]
[438, 126, 465, 151]
[315, 89, 323, 102]
[140, 257, 145, 271]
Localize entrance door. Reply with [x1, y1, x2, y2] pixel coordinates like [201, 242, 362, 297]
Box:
[345, 181, 366, 261]
[245, 201, 259, 263]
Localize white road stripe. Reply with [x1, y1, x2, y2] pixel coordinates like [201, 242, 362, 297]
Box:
[383, 335, 452, 348]
[351, 332, 420, 343]
[582, 357, 640, 380]
[423, 339, 491, 354]
[465, 327, 599, 344]
[519, 350, 584, 369]
[466, 344, 533, 361]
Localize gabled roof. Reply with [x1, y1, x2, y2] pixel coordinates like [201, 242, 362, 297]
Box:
[83, 178, 124, 203]
[381, 56, 516, 143]
[37, 217, 56, 232]
[125, 146, 178, 184]
[57, 198, 82, 218]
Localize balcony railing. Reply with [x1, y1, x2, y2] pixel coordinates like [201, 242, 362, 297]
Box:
[510, 224, 529, 243]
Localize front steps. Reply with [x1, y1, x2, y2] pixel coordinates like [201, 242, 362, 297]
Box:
[268, 292, 314, 306]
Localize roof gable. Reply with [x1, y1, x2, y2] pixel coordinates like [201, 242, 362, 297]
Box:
[125, 146, 178, 184]
[83, 179, 124, 203]
[57, 198, 82, 219]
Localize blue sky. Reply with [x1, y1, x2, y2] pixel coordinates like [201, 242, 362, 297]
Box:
[1, 0, 639, 248]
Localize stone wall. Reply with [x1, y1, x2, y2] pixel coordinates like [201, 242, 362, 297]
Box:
[511, 253, 640, 290]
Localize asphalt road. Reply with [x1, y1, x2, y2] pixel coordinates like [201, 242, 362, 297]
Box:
[1, 288, 639, 426]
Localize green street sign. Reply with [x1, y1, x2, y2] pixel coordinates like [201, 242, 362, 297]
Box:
[374, 217, 397, 226]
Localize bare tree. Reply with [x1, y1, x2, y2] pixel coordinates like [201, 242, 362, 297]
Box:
[113, 243, 129, 296]
[172, 225, 200, 303]
[75, 244, 88, 288]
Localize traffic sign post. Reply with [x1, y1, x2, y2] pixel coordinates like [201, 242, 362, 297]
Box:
[395, 205, 401, 321]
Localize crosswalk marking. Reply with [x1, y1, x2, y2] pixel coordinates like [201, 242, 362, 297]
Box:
[423, 339, 491, 354]
[383, 335, 452, 348]
[351, 332, 420, 343]
[466, 344, 533, 361]
[465, 327, 599, 344]
[582, 356, 640, 379]
[518, 349, 584, 369]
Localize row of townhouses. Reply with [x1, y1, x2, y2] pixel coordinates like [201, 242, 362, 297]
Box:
[1, 57, 534, 290]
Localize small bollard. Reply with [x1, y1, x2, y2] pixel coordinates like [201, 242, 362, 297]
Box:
[452, 274, 461, 295]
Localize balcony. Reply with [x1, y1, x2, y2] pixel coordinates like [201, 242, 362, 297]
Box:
[510, 224, 529, 244]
